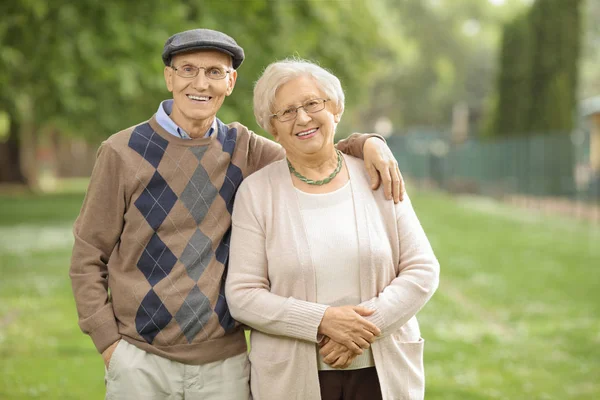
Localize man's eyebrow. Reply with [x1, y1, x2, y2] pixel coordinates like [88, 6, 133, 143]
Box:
[175, 61, 228, 69]
[171, 60, 193, 67]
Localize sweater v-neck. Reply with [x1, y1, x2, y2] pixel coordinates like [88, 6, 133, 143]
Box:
[148, 115, 220, 147]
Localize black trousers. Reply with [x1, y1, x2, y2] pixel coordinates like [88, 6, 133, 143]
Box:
[318, 367, 383, 400]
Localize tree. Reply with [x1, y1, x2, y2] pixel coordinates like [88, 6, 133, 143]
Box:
[579, 0, 600, 98]
[491, 12, 533, 136]
[0, 0, 395, 188]
[355, 0, 528, 134]
[0, 0, 187, 186]
[490, 0, 584, 136]
[186, 0, 396, 136]
[528, 0, 583, 133]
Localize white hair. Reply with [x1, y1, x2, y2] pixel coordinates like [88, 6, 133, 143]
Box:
[253, 58, 345, 135]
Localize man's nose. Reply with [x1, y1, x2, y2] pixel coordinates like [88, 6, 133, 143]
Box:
[192, 72, 210, 89]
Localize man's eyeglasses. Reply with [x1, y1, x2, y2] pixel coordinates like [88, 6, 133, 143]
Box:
[171, 64, 231, 80]
[271, 98, 330, 122]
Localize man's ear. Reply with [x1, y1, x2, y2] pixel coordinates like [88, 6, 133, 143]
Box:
[164, 66, 174, 92]
[334, 113, 341, 123]
[226, 70, 238, 96]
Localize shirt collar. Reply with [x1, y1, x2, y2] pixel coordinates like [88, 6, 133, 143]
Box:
[156, 100, 216, 139]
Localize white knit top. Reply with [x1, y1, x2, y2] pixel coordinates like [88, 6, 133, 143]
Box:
[296, 182, 375, 370]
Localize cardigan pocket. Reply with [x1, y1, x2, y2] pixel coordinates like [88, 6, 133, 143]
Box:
[248, 333, 299, 400]
[249, 330, 293, 363]
[381, 336, 425, 399]
[248, 357, 296, 400]
[403, 338, 426, 400]
[394, 336, 424, 375]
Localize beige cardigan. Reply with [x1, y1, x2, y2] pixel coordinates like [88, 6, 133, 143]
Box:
[226, 154, 440, 400]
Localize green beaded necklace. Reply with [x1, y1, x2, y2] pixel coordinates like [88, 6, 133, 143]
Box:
[287, 150, 343, 185]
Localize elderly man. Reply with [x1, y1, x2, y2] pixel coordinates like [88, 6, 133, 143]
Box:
[70, 28, 403, 399]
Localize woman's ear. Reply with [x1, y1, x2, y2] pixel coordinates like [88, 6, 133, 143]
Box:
[330, 101, 343, 123]
[270, 125, 280, 142]
[271, 131, 280, 142]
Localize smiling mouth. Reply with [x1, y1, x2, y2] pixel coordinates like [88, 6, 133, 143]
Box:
[187, 94, 211, 102]
[296, 128, 318, 138]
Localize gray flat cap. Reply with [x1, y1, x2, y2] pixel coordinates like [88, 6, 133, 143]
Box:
[162, 28, 245, 69]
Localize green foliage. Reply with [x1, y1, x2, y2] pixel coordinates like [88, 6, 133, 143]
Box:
[492, 13, 533, 136]
[354, 0, 529, 133]
[488, 0, 584, 196]
[0, 0, 394, 140]
[182, 0, 395, 136]
[491, 0, 584, 136]
[528, 0, 582, 132]
[0, 111, 9, 141]
[580, 0, 600, 99]
[1, 0, 188, 138]
[3, 0, 589, 144]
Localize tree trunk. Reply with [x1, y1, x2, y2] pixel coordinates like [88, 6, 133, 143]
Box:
[19, 122, 39, 191]
[0, 118, 26, 184]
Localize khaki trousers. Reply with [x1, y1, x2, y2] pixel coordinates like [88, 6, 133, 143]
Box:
[104, 340, 250, 400]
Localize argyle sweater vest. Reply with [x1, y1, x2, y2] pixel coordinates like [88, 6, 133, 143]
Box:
[70, 116, 285, 364]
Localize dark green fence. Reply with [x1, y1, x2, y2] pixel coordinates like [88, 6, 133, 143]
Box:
[387, 129, 599, 204]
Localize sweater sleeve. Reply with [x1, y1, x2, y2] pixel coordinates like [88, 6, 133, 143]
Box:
[248, 131, 285, 172]
[358, 194, 440, 337]
[335, 133, 384, 159]
[69, 142, 125, 354]
[225, 182, 329, 343]
[248, 131, 384, 171]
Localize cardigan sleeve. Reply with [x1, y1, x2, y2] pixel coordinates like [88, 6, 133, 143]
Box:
[69, 142, 125, 353]
[358, 194, 440, 337]
[225, 181, 329, 343]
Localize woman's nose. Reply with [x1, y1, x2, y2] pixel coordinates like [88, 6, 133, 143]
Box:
[295, 107, 312, 124]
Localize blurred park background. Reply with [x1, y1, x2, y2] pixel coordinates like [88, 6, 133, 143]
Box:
[1, 0, 599, 399]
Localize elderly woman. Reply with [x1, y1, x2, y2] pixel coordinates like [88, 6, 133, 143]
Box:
[225, 59, 439, 400]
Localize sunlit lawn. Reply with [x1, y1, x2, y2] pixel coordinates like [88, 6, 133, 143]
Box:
[0, 188, 598, 399]
[0, 193, 98, 400]
[414, 193, 600, 400]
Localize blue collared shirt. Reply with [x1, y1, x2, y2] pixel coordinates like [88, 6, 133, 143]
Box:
[156, 99, 216, 139]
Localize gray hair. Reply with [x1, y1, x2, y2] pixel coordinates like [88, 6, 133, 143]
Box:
[253, 58, 345, 135]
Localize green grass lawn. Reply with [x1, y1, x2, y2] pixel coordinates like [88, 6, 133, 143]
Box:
[0, 189, 598, 399]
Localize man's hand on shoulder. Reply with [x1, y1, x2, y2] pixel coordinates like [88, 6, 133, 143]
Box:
[363, 137, 404, 203]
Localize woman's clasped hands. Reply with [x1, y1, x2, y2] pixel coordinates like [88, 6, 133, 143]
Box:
[317, 305, 381, 369]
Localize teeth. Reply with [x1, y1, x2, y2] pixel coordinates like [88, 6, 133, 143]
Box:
[297, 128, 317, 137]
[188, 95, 209, 101]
